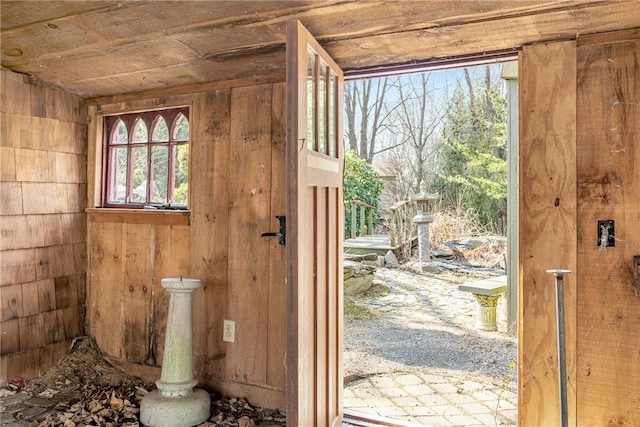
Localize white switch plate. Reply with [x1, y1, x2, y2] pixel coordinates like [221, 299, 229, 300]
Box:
[223, 320, 235, 343]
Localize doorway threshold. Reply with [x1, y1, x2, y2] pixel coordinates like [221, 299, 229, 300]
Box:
[343, 409, 425, 427]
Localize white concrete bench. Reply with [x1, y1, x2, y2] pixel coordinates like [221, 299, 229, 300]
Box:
[458, 276, 507, 331]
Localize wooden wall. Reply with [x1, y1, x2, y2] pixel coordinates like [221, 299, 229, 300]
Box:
[86, 82, 287, 409]
[519, 40, 578, 426]
[575, 30, 639, 425]
[0, 68, 87, 383]
[520, 29, 639, 426]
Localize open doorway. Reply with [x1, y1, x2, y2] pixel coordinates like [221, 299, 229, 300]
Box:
[341, 59, 519, 426]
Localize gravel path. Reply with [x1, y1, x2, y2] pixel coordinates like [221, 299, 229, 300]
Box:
[344, 267, 517, 392]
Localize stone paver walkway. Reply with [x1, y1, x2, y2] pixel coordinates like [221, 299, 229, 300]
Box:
[344, 267, 517, 426]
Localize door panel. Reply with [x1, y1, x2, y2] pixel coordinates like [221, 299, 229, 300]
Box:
[286, 19, 344, 427]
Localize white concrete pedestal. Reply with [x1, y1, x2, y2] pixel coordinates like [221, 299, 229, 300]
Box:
[141, 278, 210, 427]
[472, 294, 500, 332]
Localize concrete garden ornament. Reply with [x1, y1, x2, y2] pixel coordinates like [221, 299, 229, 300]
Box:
[140, 278, 210, 427]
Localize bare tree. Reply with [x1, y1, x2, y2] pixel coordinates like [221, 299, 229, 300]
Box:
[344, 78, 395, 163]
[388, 73, 447, 195]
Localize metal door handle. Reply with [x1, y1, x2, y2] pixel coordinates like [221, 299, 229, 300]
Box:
[261, 215, 286, 245]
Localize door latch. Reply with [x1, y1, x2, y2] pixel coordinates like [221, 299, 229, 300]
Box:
[261, 215, 286, 245]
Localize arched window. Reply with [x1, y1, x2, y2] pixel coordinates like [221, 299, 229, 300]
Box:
[103, 107, 189, 208]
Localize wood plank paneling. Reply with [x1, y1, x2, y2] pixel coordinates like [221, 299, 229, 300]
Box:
[151, 224, 191, 365]
[87, 209, 189, 226]
[3, 1, 639, 97]
[189, 88, 231, 377]
[519, 41, 578, 427]
[267, 82, 287, 390]
[88, 222, 124, 358]
[87, 220, 191, 364]
[86, 83, 287, 408]
[121, 223, 154, 362]
[226, 84, 272, 386]
[576, 33, 640, 425]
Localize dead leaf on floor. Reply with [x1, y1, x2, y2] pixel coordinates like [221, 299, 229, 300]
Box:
[38, 388, 60, 398]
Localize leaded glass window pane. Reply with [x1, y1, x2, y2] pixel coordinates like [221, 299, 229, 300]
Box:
[151, 117, 169, 142]
[132, 119, 148, 143]
[173, 114, 189, 141]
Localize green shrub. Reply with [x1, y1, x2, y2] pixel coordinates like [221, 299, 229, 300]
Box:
[343, 149, 384, 238]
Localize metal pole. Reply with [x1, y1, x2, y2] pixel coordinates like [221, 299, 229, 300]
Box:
[547, 269, 571, 427]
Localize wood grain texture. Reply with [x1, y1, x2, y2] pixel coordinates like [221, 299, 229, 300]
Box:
[226, 84, 272, 386]
[87, 209, 189, 226]
[86, 84, 286, 407]
[0, 319, 20, 355]
[19, 313, 45, 351]
[267, 82, 287, 391]
[0, 249, 36, 287]
[576, 32, 640, 425]
[286, 20, 344, 425]
[151, 224, 190, 366]
[87, 221, 124, 358]
[0, 147, 16, 180]
[0, 182, 23, 216]
[21, 281, 40, 317]
[519, 41, 577, 427]
[2, 1, 639, 97]
[188, 88, 231, 378]
[87, 219, 191, 363]
[120, 223, 154, 362]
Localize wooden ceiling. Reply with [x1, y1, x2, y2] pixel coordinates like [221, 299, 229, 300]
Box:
[1, 1, 638, 99]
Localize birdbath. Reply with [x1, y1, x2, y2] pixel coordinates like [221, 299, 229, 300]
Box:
[140, 278, 210, 427]
[411, 192, 440, 273]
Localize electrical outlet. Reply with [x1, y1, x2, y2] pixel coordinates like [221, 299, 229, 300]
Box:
[597, 219, 615, 249]
[223, 320, 235, 343]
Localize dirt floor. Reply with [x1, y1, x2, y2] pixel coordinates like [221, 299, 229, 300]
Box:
[0, 338, 285, 426]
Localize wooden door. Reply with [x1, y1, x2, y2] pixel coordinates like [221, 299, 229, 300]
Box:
[286, 20, 344, 427]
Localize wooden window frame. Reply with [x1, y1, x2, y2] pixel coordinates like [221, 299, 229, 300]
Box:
[101, 107, 190, 209]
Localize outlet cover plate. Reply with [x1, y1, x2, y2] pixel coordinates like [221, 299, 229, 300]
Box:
[223, 320, 235, 343]
[597, 219, 615, 248]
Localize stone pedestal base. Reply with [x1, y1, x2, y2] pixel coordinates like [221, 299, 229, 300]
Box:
[473, 294, 500, 331]
[140, 388, 210, 427]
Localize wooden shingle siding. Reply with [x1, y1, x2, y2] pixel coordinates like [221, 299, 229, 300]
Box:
[0, 68, 87, 383]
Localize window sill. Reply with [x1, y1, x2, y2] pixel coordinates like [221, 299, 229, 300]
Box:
[86, 208, 191, 226]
